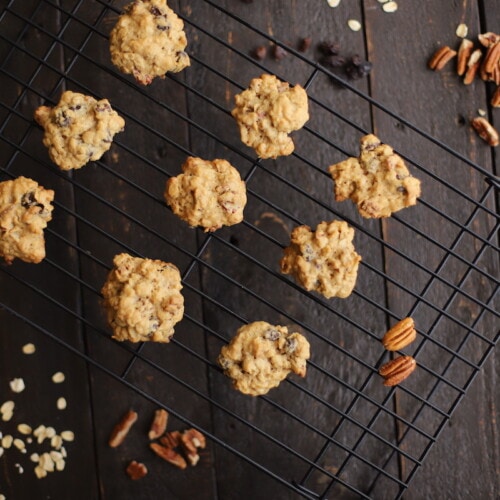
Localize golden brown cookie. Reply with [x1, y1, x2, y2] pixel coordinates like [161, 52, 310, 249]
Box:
[280, 220, 361, 299]
[34, 91, 125, 171]
[101, 253, 184, 343]
[0, 176, 54, 264]
[217, 321, 310, 396]
[109, 0, 190, 85]
[231, 74, 309, 159]
[164, 157, 247, 232]
[328, 134, 421, 218]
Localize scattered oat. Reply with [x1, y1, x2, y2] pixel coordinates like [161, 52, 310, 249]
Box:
[56, 397, 67, 411]
[55, 458, 65, 471]
[51, 435, 63, 450]
[26, 437, 33, 444]
[0, 448, 4, 458]
[17, 424, 32, 435]
[60, 446, 67, 458]
[2, 435, 13, 449]
[51, 372, 65, 384]
[45, 427, 56, 439]
[456, 23, 468, 38]
[378, 0, 389, 2]
[30, 453, 40, 463]
[327, 0, 341, 6]
[61, 431, 74, 442]
[0, 494, 5, 500]
[0, 401, 14, 414]
[40, 453, 55, 472]
[50, 451, 63, 462]
[348, 19, 362, 32]
[15, 463, 24, 474]
[22, 343, 36, 355]
[9, 378, 25, 393]
[13, 438, 25, 452]
[478, 108, 487, 116]
[382, 1, 398, 13]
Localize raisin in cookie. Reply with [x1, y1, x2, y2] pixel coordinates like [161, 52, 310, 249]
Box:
[0, 176, 54, 264]
[328, 134, 421, 218]
[165, 157, 247, 232]
[280, 220, 361, 299]
[217, 321, 310, 396]
[109, 0, 190, 85]
[101, 253, 184, 343]
[34, 91, 125, 171]
[231, 74, 309, 159]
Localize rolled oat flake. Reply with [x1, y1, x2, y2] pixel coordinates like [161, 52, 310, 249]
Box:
[456, 23, 468, 38]
[348, 19, 362, 32]
[327, 0, 341, 7]
[382, 1, 398, 13]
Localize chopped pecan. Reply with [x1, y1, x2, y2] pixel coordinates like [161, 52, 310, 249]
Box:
[481, 42, 500, 81]
[108, 410, 138, 448]
[457, 39, 474, 76]
[471, 117, 499, 147]
[478, 32, 500, 48]
[491, 86, 500, 108]
[126, 460, 148, 480]
[463, 49, 483, 85]
[382, 317, 417, 351]
[379, 356, 416, 386]
[428, 46, 457, 71]
[180, 429, 206, 466]
[148, 409, 169, 440]
[159, 431, 181, 449]
[150, 442, 187, 469]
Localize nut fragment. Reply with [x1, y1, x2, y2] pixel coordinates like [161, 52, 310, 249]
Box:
[457, 38, 474, 76]
[491, 86, 500, 108]
[180, 429, 206, 466]
[150, 442, 187, 469]
[471, 117, 499, 146]
[478, 32, 500, 48]
[126, 460, 148, 480]
[428, 46, 457, 71]
[463, 49, 483, 85]
[379, 355, 416, 386]
[159, 431, 182, 449]
[382, 317, 417, 351]
[481, 42, 500, 81]
[148, 409, 169, 440]
[108, 410, 137, 448]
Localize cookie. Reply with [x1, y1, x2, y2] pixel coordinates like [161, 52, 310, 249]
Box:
[0, 176, 54, 264]
[231, 74, 309, 159]
[109, 0, 190, 85]
[217, 321, 310, 396]
[328, 134, 421, 218]
[280, 220, 361, 299]
[101, 253, 184, 343]
[34, 91, 125, 171]
[165, 157, 247, 232]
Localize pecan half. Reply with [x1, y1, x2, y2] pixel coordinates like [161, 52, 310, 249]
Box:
[180, 429, 206, 466]
[478, 32, 500, 48]
[108, 410, 138, 448]
[471, 117, 499, 146]
[491, 86, 500, 108]
[428, 46, 457, 71]
[382, 317, 417, 351]
[457, 38, 474, 76]
[463, 49, 483, 85]
[126, 460, 148, 480]
[379, 356, 416, 386]
[148, 409, 168, 440]
[159, 431, 181, 449]
[481, 42, 500, 81]
[150, 442, 187, 469]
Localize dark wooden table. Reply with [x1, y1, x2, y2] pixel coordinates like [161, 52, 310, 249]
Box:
[0, 1, 498, 499]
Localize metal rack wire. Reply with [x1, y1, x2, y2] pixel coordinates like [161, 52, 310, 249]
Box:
[0, 0, 498, 498]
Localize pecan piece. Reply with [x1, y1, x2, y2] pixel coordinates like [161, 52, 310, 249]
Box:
[108, 410, 138, 448]
[382, 317, 417, 351]
[428, 46, 457, 71]
[159, 430, 181, 449]
[379, 356, 416, 386]
[457, 38, 474, 76]
[491, 86, 500, 108]
[148, 409, 168, 440]
[478, 32, 500, 48]
[126, 460, 148, 480]
[463, 49, 483, 85]
[150, 442, 187, 469]
[180, 429, 206, 466]
[471, 117, 499, 147]
[481, 42, 500, 81]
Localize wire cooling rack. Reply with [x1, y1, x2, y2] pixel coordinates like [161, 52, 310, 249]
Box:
[0, 0, 498, 498]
